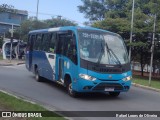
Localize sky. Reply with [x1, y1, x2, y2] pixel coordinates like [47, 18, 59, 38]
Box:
[0, 0, 88, 25]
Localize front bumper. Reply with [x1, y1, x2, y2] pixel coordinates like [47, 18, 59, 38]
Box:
[73, 78, 131, 93]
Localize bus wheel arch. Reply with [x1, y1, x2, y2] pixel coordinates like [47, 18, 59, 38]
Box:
[64, 74, 78, 97]
[34, 65, 43, 82]
[34, 64, 38, 74]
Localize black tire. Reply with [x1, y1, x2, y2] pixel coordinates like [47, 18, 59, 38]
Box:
[66, 80, 79, 98]
[35, 68, 43, 82]
[109, 92, 120, 97]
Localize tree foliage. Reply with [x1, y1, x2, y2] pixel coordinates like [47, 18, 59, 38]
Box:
[78, 0, 107, 21]
[14, 17, 77, 41]
[15, 17, 48, 41]
[79, 0, 160, 76]
[0, 37, 3, 48]
[44, 18, 77, 27]
[0, 4, 14, 12]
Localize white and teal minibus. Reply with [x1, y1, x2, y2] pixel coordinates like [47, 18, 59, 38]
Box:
[26, 26, 132, 97]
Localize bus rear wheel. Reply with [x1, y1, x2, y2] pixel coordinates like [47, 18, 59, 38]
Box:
[109, 92, 120, 97]
[35, 68, 43, 82]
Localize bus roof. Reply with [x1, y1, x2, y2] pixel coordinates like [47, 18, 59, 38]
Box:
[29, 26, 117, 35]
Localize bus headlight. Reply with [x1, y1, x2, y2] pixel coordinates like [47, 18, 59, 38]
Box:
[122, 76, 132, 82]
[79, 74, 96, 81]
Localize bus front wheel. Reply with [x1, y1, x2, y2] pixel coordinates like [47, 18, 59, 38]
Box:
[67, 81, 78, 98]
[109, 92, 120, 97]
[35, 68, 43, 82]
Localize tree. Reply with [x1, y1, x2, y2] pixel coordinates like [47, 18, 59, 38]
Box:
[15, 17, 48, 41]
[79, 0, 160, 76]
[44, 18, 77, 27]
[78, 0, 107, 21]
[15, 17, 77, 41]
[0, 4, 14, 12]
[0, 37, 3, 48]
[93, 18, 130, 39]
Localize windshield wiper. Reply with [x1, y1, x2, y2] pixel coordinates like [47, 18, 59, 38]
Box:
[97, 42, 105, 64]
[105, 43, 122, 66]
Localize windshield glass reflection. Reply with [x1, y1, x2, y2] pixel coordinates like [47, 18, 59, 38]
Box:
[78, 30, 129, 65]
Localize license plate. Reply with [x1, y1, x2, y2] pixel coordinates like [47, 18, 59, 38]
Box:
[104, 88, 114, 91]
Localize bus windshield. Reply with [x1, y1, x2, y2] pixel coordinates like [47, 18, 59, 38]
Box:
[78, 30, 129, 65]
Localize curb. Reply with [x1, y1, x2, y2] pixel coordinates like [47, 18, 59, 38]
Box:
[132, 83, 160, 93]
[16, 62, 25, 65]
[0, 64, 14, 66]
[0, 89, 72, 120]
[0, 62, 25, 66]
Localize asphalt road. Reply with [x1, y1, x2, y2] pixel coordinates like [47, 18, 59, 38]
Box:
[0, 65, 160, 120]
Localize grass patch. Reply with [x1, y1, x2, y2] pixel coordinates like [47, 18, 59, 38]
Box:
[0, 91, 65, 120]
[0, 54, 3, 60]
[132, 75, 160, 89]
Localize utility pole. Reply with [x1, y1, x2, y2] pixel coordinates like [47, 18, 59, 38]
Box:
[9, 24, 14, 62]
[36, 0, 39, 20]
[129, 0, 135, 62]
[149, 13, 156, 86]
[3, 32, 5, 38]
[57, 15, 62, 20]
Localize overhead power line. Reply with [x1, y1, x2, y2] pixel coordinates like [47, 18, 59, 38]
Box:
[28, 11, 84, 25]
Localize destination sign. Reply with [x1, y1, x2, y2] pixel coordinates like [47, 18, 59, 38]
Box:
[81, 32, 104, 40]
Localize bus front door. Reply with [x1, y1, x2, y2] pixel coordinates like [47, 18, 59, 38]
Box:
[58, 58, 64, 82]
[56, 34, 65, 83]
[26, 35, 34, 71]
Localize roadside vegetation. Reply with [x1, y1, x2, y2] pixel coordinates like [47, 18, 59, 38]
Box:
[79, 0, 160, 76]
[0, 54, 3, 60]
[0, 91, 65, 120]
[132, 75, 160, 90]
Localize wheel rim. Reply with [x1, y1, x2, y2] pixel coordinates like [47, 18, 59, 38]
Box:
[35, 70, 39, 80]
[68, 83, 73, 95]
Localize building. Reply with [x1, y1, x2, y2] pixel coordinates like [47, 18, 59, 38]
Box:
[0, 9, 28, 37]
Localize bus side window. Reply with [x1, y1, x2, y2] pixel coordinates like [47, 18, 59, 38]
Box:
[40, 34, 44, 50]
[49, 33, 56, 53]
[36, 34, 42, 50]
[66, 34, 77, 65]
[33, 35, 38, 50]
[42, 33, 50, 51]
[55, 33, 66, 54]
[30, 35, 35, 51]
[27, 35, 30, 51]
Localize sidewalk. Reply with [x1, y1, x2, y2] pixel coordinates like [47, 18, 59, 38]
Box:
[0, 59, 25, 66]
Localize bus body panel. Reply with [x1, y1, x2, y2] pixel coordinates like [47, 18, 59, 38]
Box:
[25, 51, 30, 70]
[74, 67, 131, 92]
[29, 51, 55, 81]
[56, 55, 79, 84]
[26, 26, 132, 94]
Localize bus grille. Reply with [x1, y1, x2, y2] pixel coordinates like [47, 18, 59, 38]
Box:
[93, 83, 123, 91]
[92, 67, 122, 73]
